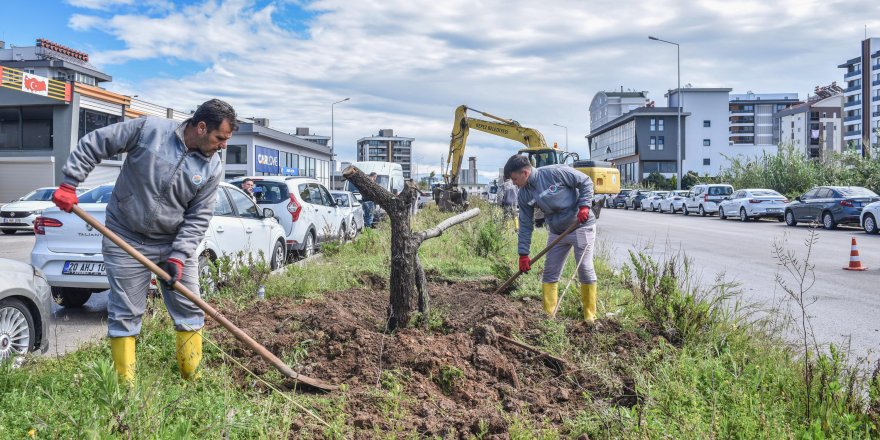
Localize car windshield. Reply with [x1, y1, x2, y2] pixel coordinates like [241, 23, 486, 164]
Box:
[838, 187, 878, 197]
[78, 185, 115, 203]
[232, 180, 289, 204]
[674, 191, 688, 196]
[656, 192, 668, 197]
[619, 190, 632, 195]
[21, 188, 55, 201]
[751, 190, 782, 197]
[709, 186, 733, 196]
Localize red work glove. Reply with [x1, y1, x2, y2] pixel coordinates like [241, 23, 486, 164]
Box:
[577, 206, 591, 224]
[52, 183, 79, 213]
[158, 258, 184, 289]
[518, 255, 531, 273]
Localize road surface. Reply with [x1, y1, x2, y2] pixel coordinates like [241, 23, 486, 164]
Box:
[597, 207, 880, 364]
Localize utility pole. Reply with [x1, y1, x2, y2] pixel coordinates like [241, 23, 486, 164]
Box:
[331, 97, 350, 187]
[649, 36, 682, 190]
[553, 123, 569, 151]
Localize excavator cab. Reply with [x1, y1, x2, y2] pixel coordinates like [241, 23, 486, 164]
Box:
[523, 148, 579, 168]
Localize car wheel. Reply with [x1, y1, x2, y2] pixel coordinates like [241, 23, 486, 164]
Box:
[198, 253, 217, 296]
[50, 287, 92, 308]
[349, 221, 359, 240]
[739, 208, 749, 222]
[270, 241, 285, 270]
[719, 207, 726, 220]
[864, 214, 878, 234]
[0, 298, 34, 362]
[339, 223, 348, 243]
[785, 210, 797, 226]
[301, 232, 315, 259]
[822, 211, 837, 230]
[699, 205, 706, 217]
[682, 205, 689, 216]
[1, 229, 15, 235]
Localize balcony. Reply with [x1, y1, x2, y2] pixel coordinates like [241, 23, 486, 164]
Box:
[844, 130, 862, 137]
[729, 109, 754, 115]
[874, 64, 880, 71]
[844, 100, 862, 109]
[874, 95, 880, 102]
[874, 111, 880, 117]
[845, 84, 862, 93]
[844, 69, 862, 79]
[844, 114, 862, 123]
[874, 80, 880, 86]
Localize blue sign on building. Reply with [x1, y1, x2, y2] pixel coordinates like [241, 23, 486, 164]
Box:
[254, 145, 279, 174]
[281, 167, 299, 176]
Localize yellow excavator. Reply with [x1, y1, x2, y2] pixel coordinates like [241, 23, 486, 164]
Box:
[435, 105, 621, 213]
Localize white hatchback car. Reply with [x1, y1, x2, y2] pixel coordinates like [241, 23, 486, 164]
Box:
[1, 187, 90, 235]
[31, 182, 286, 307]
[861, 200, 880, 234]
[718, 189, 787, 222]
[659, 190, 689, 213]
[640, 191, 668, 212]
[331, 190, 364, 241]
[229, 177, 345, 259]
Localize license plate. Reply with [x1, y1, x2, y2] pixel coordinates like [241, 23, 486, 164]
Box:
[766, 208, 781, 212]
[3, 218, 16, 224]
[63, 261, 106, 276]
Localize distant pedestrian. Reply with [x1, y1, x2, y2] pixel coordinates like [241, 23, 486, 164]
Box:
[353, 172, 379, 228]
[52, 98, 237, 383]
[499, 178, 519, 231]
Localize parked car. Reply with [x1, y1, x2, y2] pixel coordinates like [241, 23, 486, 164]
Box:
[1, 187, 90, 235]
[331, 190, 364, 241]
[639, 191, 669, 212]
[784, 186, 880, 230]
[659, 190, 689, 213]
[607, 189, 633, 209]
[624, 189, 650, 210]
[230, 176, 344, 259]
[682, 184, 734, 216]
[1, 258, 52, 363]
[861, 201, 880, 234]
[31, 182, 286, 307]
[718, 189, 787, 222]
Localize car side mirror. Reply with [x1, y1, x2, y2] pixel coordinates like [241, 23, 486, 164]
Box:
[18, 197, 24, 201]
[262, 207, 275, 219]
[795, 196, 802, 202]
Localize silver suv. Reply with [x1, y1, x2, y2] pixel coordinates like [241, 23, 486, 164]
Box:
[682, 184, 734, 216]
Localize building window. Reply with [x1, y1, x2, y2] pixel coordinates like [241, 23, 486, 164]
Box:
[649, 136, 656, 150]
[0, 106, 55, 151]
[703, 120, 711, 127]
[658, 119, 664, 131]
[703, 158, 711, 166]
[703, 139, 710, 146]
[657, 136, 664, 150]
[226, 145, 246, 164]
[650, 119, 656, 131]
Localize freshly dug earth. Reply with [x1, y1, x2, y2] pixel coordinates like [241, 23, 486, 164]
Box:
[208, 277, 663, 438]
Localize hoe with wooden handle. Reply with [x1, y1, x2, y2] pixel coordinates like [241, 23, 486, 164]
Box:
[492, 220, 581, 296]
[71, 205, 338, 392]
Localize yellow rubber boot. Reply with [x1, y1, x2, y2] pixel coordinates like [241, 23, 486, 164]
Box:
[176, 330, 203, 381]
[542, 282, 559, 315]
[109, 336, 136, 384]
[581, 283, 597, 322]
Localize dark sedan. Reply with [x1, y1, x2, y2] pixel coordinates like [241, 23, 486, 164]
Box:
[606, 189, 633, 208]
[784, 186, 880, 229]
[624, 189, 650, 210]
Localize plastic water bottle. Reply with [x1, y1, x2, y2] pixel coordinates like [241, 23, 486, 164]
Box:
[257, 285, 265, 300]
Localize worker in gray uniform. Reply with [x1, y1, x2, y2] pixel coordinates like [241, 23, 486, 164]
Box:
[503, 154, 598, 321]
[51, 99, 237, 383]
[498, 177, 519, 231]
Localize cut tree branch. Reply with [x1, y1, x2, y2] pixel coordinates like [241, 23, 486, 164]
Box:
[417, 208, 480, 244]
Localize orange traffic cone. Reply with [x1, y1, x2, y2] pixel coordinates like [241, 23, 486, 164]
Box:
[843, 237, 868, 271]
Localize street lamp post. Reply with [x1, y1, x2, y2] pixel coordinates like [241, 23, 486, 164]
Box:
[552, 123, 568, 151]
[649, 36, 682, 190]
[331, 97, 350, 188]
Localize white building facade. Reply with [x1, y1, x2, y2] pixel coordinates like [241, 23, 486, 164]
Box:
[588, 90, 649, 131]
[838, 37, 880, 154]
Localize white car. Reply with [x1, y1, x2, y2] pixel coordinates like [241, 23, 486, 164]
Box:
[31, 182, 286, 307]
[659, 190, 689, 213]
[640, 191, 668, 212]
[229, 176, 344, 259]
[1, 187, 90, 235]
[861, 200, 880, 234]
[682, 184, 734, 216]
[718, 189, 787, 222]
[331, 190, 364, 241]
[1, 258, 52, 362]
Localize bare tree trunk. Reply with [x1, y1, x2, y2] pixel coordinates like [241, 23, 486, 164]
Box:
[343, 165, 479, 330]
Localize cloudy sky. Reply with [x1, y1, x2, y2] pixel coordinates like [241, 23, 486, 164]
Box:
[4, 0, 880, 181]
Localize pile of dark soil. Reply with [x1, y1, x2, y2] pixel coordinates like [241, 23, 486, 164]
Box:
[208, 276, 662, 438]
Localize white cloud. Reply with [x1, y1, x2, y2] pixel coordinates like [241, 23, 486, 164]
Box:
[67, 0, 880, 182]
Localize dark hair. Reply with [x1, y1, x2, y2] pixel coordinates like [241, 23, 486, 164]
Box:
[503, 154, 531, 178]
[242, 178, 254, 184]
[191, 99, 238, 132]
[369, 172, 378, 177]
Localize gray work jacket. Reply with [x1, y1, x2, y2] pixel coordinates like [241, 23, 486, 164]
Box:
[62, 117, 221, 263]
[516, 165, 594, 255]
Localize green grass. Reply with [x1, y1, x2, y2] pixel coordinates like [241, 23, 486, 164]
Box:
[1, 200, 878, 439]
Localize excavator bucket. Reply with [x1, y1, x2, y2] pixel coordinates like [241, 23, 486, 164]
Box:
[435, 186, 469, 212]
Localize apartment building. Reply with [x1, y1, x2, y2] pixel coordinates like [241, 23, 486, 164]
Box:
[838, 37, 880, 154]
[728, 92, 799, 152]
[588, 90, 649, 131]
[775, 84, 844, 159]
[356, 129, 414, 178]
[665, 88, 733, 175]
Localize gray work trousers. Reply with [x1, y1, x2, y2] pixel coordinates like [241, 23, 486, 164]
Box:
[102, 235, 204, 338]
[542, 224, 597, 284]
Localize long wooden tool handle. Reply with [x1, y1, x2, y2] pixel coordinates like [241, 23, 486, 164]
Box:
[492, 220, 581, 295]
[71, 206, 337, 391]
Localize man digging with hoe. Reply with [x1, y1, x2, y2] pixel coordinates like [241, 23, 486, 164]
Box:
[52, 99, 237, 383]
